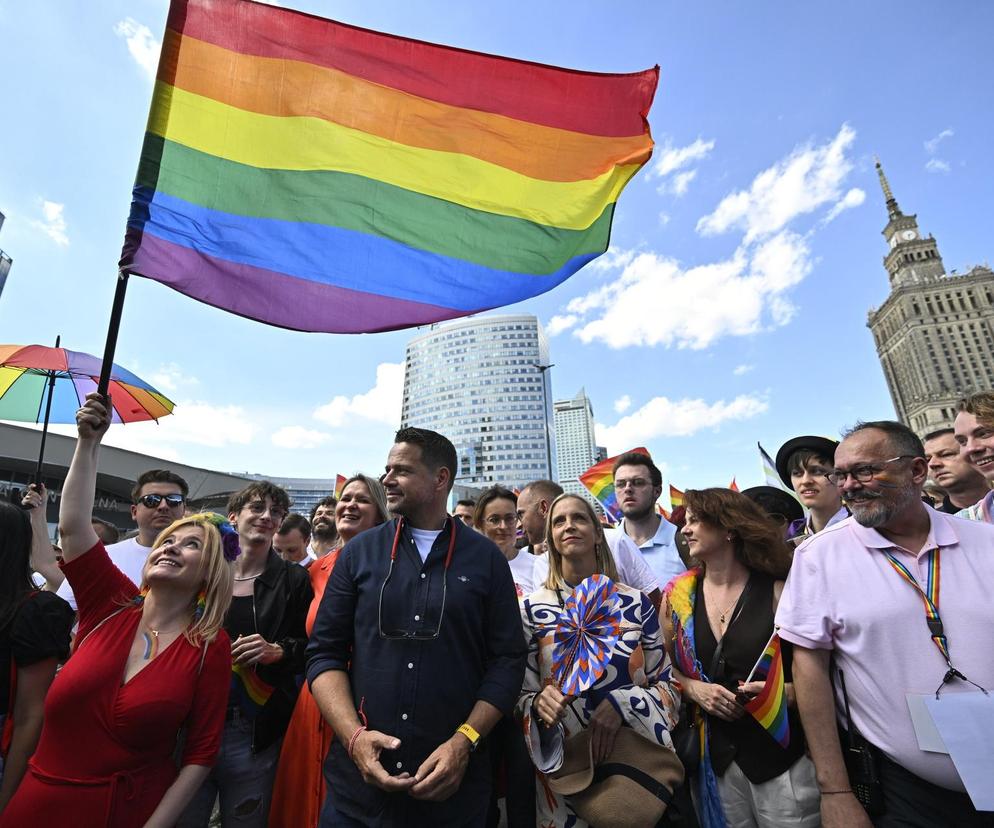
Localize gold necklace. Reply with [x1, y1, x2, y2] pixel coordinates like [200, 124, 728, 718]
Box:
[705, 582, 743, 627]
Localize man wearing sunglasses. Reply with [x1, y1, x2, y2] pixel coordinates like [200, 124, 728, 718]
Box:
[56, 469, 188, 611]
[777, 421, 994, 828]
[306, 427, 527, 827]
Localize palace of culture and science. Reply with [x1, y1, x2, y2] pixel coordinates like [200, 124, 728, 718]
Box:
[867, 161, 994, 436]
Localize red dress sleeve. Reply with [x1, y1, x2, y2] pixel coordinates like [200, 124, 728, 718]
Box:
[180, 631, 232, 766]
[61, 541, 140, 644]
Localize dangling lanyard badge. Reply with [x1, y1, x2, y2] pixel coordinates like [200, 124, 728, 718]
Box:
[883, 548, 987, 698]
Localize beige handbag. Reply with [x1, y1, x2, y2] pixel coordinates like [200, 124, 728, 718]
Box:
[548, 727, 685, 828]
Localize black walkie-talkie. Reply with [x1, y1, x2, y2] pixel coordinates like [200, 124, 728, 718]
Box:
[838, 668, 885, 816]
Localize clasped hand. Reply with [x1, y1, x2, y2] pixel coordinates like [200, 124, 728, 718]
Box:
[534, 685, 622, 764]
[351, 730, 470, 802]
[689, 679, 747, 721]
[231, 634, 282, 666]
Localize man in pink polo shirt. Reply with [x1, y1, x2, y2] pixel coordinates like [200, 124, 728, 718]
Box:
[776, 420, 994, 828]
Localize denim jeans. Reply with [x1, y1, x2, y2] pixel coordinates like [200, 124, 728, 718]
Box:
[178, 712, 283, 828]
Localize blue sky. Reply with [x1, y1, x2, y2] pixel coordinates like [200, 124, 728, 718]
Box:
[2, 1, 992, 497]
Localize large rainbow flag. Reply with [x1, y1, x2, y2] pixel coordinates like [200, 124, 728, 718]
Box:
[743, 634, 790, 749]
[579, 447, 650, 521]
[119, 0, 659, 333]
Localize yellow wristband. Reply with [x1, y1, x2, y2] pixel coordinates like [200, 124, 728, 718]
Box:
[456, 722, 480, 750]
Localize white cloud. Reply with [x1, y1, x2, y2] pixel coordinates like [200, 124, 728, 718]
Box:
[147, 362, 200, 395]
[697, 124, 857, 242]
[545, 314, 578, 336]
[658, 212, 671, 227]
[98, 401, 257, 460]
[925, 158, 951, 174]
[569, 230, 811, 350]
[596, 394, 768, 452]
[30, 200, 68, 247]
[271, 426, 331, 450]
[924, 128, 954, 155]
[652, 137, 715, 179]
[733, 364, 754, 376]
[587, 246, 637, 273]
[823, 187, 866, 224]
[614, 395, 632, 414]
[651, 137, 714, 198]
[314, 362, 404, 428]
[113, 18, 160, 81]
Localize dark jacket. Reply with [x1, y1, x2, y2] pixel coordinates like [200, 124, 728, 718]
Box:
[246, 549, 313, 752]
[306, 517, 527, 827]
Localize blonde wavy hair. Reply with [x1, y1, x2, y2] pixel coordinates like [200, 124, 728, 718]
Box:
[543, 494, 620, 589]
[146, 514, 235, 646]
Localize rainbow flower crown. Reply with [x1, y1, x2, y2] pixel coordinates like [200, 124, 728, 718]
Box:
[196, 512, 242, 562]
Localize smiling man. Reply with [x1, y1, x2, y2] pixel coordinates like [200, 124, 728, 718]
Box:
[306, 427, 526, 827]
[953, 391, 994, 523]
[923, 427, 989, 514]
[776, 420, 994, 828]
[309, 496, 340, 558]
[56, 469, 188, 611]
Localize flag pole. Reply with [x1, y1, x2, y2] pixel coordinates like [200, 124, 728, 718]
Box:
[33, 334, 61, 485]
[97, 271, 130, 397]
[744, 627, 779, 684]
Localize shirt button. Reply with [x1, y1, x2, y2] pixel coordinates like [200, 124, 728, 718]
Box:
[402, 713, 409, 720]
[420, 573, 426, 579]
[396, 762, 403, 769]
[414, 615, 420, 621]
[407, 662, 414, 669]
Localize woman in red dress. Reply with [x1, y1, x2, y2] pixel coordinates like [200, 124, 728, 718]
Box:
[268, 474, 389, 827]
[0, 394, 236, 828]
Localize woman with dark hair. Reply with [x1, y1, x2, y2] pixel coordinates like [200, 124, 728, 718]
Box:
[663, 488, 818, 828]
[0, 502, 73, 815]
[473, 486, 537, 596]
[0, 394, 236, 828]
[519, 494, 681, 828]
[269, 474, 389, 828]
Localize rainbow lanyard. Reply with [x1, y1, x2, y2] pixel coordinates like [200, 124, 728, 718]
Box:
[882, 548, 949, 663]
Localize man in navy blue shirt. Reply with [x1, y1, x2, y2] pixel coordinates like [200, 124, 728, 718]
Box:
[306, 428, 527, 827]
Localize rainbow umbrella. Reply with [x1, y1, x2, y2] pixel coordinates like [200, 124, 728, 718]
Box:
[552, 574, 623, 697]
[0, 342, 174, 480]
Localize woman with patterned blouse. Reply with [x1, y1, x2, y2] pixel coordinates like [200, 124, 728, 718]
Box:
[517, 494, 681, 828]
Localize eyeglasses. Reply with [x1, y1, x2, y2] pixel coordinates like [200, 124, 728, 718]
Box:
[826, 456, 914, 486]
[484, 514, 516, 527]
[137, 493, 185, 508]
[378, 517, 456, 641]
[615, 478, 651, 491]
[244, 501, 287, 522]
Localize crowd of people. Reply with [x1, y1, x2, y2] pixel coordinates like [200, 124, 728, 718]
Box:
[0, 389, 993, 828]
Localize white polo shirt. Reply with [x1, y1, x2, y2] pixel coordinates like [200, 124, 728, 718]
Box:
[56, 536, 149, 611]
[612, 517, 685, 592]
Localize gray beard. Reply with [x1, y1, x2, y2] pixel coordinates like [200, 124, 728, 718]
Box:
[848, 487, 919, 529]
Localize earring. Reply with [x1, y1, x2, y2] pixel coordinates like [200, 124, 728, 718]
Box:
[193, 587, 207, 621]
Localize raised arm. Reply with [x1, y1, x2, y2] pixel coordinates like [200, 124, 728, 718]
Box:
[58, 393, 110, 563]
[22, 484, 63, 590]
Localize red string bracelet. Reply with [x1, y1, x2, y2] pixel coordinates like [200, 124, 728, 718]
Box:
[347, 696, 370, 761]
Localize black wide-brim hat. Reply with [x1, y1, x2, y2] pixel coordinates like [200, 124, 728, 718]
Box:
[741, 486, 805, 524]
[775, 435, 839, 487]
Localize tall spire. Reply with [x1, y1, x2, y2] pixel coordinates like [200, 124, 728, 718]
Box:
[875, 156, 902, 220]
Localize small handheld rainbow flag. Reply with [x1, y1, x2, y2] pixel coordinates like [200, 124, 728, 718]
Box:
[743, 632, 790, 749]
[334, 474, 347, 499]
[230, 662, 275, 720]
[579, 447, 650, 521]
[669, 484, 685, 509]
[729, 477, 740, 492]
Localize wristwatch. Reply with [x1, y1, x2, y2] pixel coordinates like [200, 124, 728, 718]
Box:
[456, 722, 481, 752]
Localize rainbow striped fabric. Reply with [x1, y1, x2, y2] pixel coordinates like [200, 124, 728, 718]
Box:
[230, 662, 275, 719]
[669, 484, 685, 509]
[743, 634, 790, 749]
[579, 446, 650, 521]
[119, 0, 659, 333]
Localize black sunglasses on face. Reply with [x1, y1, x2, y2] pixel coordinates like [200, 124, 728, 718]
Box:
[137, 493, 185, 508]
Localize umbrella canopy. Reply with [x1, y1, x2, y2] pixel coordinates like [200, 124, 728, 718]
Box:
[552, 574, 623, 697]
[0, 344, 174, 424]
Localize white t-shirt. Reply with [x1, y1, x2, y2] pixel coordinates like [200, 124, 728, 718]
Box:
[506, 549, 540, 597]
[56, 536, 150, 611]
[409, 527, 442, 563]
[531, 532, 660, 595]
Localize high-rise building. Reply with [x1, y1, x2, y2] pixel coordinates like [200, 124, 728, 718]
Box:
[401, 314, 554, 490]
[0, 211, 12, 302]
[867, 161, 994, 435]
[554, 388, 602, 510]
